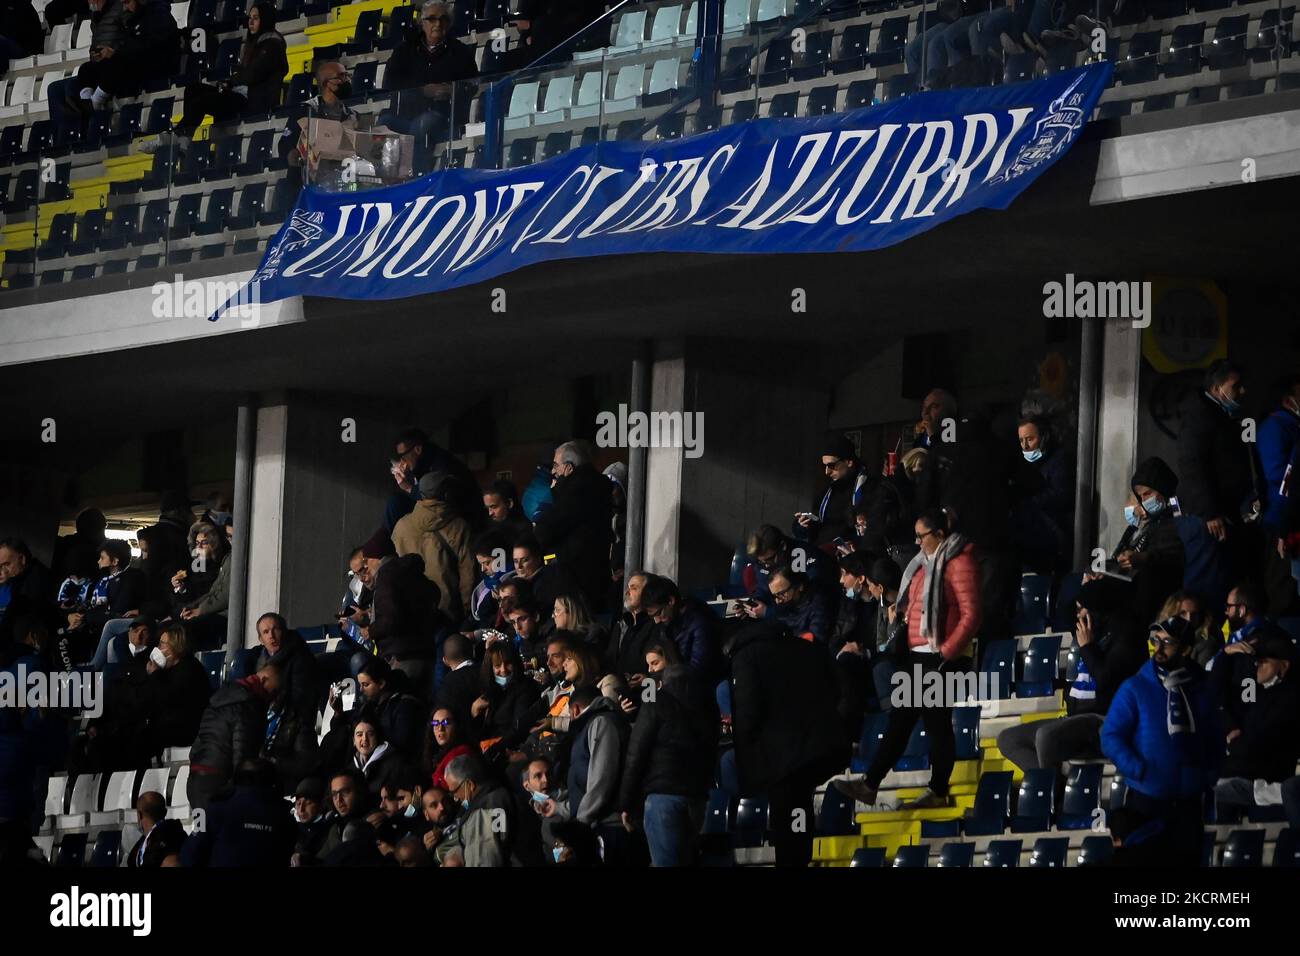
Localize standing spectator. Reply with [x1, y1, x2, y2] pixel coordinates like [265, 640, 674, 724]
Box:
[1102, 616, 1222, 867]
[829, 551, 878, 726]
[443, 754, 517, 866]
[1213, 635, 1300, 820]
[377, 0, 478, 174]
[548, 685, 635, 864]
[534, 440, 614, 613]
[290, 777, 330, 863]
[361, 527, 444, 695]
[383, 427, 483, 533]
[392, 471, 476, 620]
[182, 760, 297, 867]
[144, 1, 287, 152]
[187, 663, 282, 811]
[863, 556, 904, 711]
[996, 577, 1146, 772]
[124, 791, 185, 867]
[639, 575, 721, 682]
[618, 665, 718, 866]
[835, 507, 980, 811]
[435, 633, 479, 733]
[607, 571, 655, 681]
[1258, 374, 1300, 614]
[50, 507, 108, 582]
[794, 433, 872, 548]
[727, 621, 848, 866]
[63, 0, 178, 117]
[0, 0, 42, 75]
[1012, 414, 1075, 573]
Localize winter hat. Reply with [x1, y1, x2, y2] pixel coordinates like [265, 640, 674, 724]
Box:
[1149, 615, 1195, 649]
[418, 471, 449, 500]
[1256, 634, 1297, 663]
[603, 462, 628, 492]
[361, 528, 397, 560]
[295, 777, 324, 800]
[823, 432, 857, 462]
[1130, 457, 1178, 499]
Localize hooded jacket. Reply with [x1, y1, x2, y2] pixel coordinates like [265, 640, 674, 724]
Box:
[1222, 666, 1300, 782]
[369, 553, 443, 660]
[89, 0, 129, 50]
[391, 497, 476, 619]
[562, 694, 629, 827]
[189, 675, 271, 782]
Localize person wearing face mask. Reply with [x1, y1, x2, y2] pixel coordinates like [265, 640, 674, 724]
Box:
[281, 59, 357, 177]
[469, 642, 540, 761]
[828, 552, 877, 729]
[442, 753, 519, 867]
[289, 777, 331, 865]
[1102, 616, 1223, 867]
[1178, 360, 1265, 559]
[1011, 414, 1075, 573]
[374, 771, 428, 853]
[1211, 635, 1300, 821]
[1156, 590, 1220, 667]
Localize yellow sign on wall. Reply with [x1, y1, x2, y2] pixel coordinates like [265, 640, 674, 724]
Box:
[1141, 278, 1228, 374]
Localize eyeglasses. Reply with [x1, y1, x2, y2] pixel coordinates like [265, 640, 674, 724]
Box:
[823, 459, 843, 472]
[422, 14, 450, 22]
[914, 529, 938, 544]
[329, 788, 354, 799]
[429, 718, 452, 728]
[1150, 635, 1180, 648]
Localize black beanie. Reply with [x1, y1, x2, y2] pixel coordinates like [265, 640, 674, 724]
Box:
[824, 432, 857, 462]
[1130, 456, 1179, 499]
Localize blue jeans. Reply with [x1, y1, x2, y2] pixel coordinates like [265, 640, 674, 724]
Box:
[905, 21, 950, 75]
[91, 617, 134, 668]
[377, 108, 448, 175]
[970, 7, 1016, 57]
[642, 793, 704, 867]
[872, 656, 898, 712]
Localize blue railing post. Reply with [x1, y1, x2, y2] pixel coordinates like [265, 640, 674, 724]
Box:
[696, 0, 722, 106]
[483, 78, 508, 170]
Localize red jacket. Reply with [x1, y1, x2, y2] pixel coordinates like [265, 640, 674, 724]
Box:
[431, 743, 473, 790]
[903, 543, 981, 661]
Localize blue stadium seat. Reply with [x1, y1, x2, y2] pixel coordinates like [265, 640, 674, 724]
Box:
[38, 213, 75, 258]
[817, 784, 856, 836]
[169, 193, 203, 239]
[1252, 8, 1293, 63]
[870, 16, 909, 66]
[805, 84, 838, 116]
[831, 23, 871, 74]
[1044, 45, 1077, 74]
[983, 839, 1022, 867]
[718, 749, 740, 801]
[852, 710, 887, 773]
[733, 797, 768, 848]
[849, 846, 885, 867]
[1016, 634, 1061, 697]
[1011, 768, 1055, 832]
[283, 74, 315, 113]
[23, 119, 55, 160]
[0, 125, 23, 162]
[920, 817, 961, 838]
[937, 841, 974, 867]
[703, 789, 735, 834]
[540, 131, 572, 160]
[1028, 836, 1069, 868]
[194, 187, 235, 235]
[1206, 15, 1248, 70]
[655, 113, 685, 140]
[1274, 828, 1300, 867]
[963, 770, 1014, 835]
[203, 134, 243, 181]
[953, 706, 980, 760]
[236, 128, 281, 175]
[1164, 22, 1206, 77]
[1015, 574, 1052, 634]
[81, 110, 115, 151]
[90, 829, 123, 867]
[893, 844, 929, 867]
[1221, 829, 1265, 867]
[843, 79, 875, 109]
[1078, 834, 1114, 866]
[1003, 52, 1037, 84]
[1058, 763, 1102, 829]
[1118, 31, 1161, 85]
[980, 640, 1015, 700]
[144, 97, 176, 136]
[880, 73, 914, 102]
[719, 43, 757, 94]
[767, 92, 798, 118]
[200, 650, 224, 689]
[56, 832, 88, 866]
[894, 720, 929, 772]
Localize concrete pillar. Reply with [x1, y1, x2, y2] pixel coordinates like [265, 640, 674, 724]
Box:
[244, 403, 289, 645]
[644, 342, 686, 580]
[1095, 320, 1144, 555]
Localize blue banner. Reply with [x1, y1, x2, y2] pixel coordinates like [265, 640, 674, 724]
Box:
[215, 63, 1112, 319]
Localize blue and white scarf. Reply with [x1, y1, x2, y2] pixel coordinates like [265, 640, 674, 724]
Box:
[1155, 664, 1195, 736]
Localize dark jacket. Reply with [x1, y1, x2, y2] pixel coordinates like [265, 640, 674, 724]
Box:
[607, 611, 655, 679]
[89, 0, 128, 49]
[794, 465, 871, 547]
[1177, 390, 1262, 522]
[618, 675, 718, 810]
[382, 32, 479, 121]
[125, 818, 185, 867]
[116, 0, 179, 79]
[534, 463, 614, 612]
[351, 741, 399, 799]
[85, 566, 147, 632]
[231, 29, 288, 114]
[2, 0, 43, 54]
[181, 781, 297, 867]
[1068, 613, 1148, 717]
[145, 655, 211, 746]
[1115, 511, 1184, 626]
[472, 674, 539, 747]
[774, 587, 835, 646]
[435, 662, 480, 739]
[361, 686, 426, 761]
[263, 703, 319, 797]
[255, 630, 322, 720]
[189, 676, 270, 783]
[915, 417, 1019, 550]
[1258, 405, 1300, 533]
[1012, 445, 1075, 572]
[369, 554, 443, 660]
[563, 694, 629, 827]
[661, 598, 721, 682]
[728, 622, 848, 793]
[1222, 669, 1300, 783]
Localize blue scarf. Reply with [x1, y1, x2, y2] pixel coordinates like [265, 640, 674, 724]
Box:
[1069, 650, 1096, 700]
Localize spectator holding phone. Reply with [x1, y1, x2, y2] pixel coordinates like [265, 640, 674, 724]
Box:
[794, 433, 871, 548]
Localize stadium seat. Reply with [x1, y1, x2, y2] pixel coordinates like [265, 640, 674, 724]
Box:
[144, 97, 176, 136]
[843, 79, 874, 109]
[649, 4, 685, 43]
[655, 113, 685, 140]
[790, 31, 832, 81]
[104, 102, 144, 147]
[56, 832, 89, 867]
[540, 131, 572, 160]
[173, 139, 213, 185]
[1011, 768, 1055, 832]
[894, 719, 929, 772]
[1028, 836, 1069, 868]
[766, 92, 798, 118]
[194, 187, 235, 235]
[1058, 763, 1102, 829]
[38, 212, 75, 258]
[723, 0, 753, 32]
[1044, 45, 1077, 75]
[805, 84, 838, 116]
[283, 74, 314, 114]
[1141, 92, 1176, 113]
[1014, 574, 1052, 634]
[937, 841, 974, 867]
[963, 770, 1014, 835]
[1274, 828, 1300, 867]
[1206, 15, 1248, 70]
[817, 784, 856, 836]
[880, 73, 914, 102]
[1164, 23, 1206, 77]
[1253, 8, 1294, 63]
[235, 128, 279, 176]
[870, 16, 909, 67]
[730, 99, 757, 124]
[0, 125, 23, 162]
[1095, 100, 1132, 120]
[225, 182, 266, 229]
[831, 23, 871, 74]
[1221, 829, 1265, 867]
[210, 36, 242, 80]
[703, 789, 735, 834]
[953, 706, 980, 760]
[980, 640, 1015, 700]
[90, 829, 123, 867]
[893, 844, 929, 867]
[97, 769, 139, 823]
[849, 846, 886, 867]
[344, 10, 383, 55]
[260, 179, 297, 226]
[733, 797, 768, 848]
[1118, 31, 1161, 85]
[1016, 634, 1061, 698]
[506, 137, 537, 168]
[719, 43, 756, 94]
[984, 839, 1022, 867]
[1184, 85, 1220, 107]
[760, 36, 795, 85]
[1077, 834, 1114, 866]
[1003, 52, 1037, 84]
[689, 105, 722, 135]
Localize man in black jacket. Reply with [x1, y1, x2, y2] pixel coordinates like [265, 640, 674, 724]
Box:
[607, 571, 655, 681]
[794, 432, 872, 548]
[67, 0, 178, 114]
[384, 427, 484, 533]
[187, 664, 282, 811]
[125, 790, 185, 867]
[181, 760, 297, 867]
[253, 613, 322, 720]
[618, 667, 718, 866]
[1178, 361, 1262, 541]
[727, 621, 848, 867]
[1213, 635, 1300, 820]
[435, 633, 479, 737]
[361, 529, 443, 699]
[357, 655, 425, 759]
[534, 440, 614, 613]
[377, 0, 478, 174]
[0, 537, 55, 647]
[996, 577, 1147, 772]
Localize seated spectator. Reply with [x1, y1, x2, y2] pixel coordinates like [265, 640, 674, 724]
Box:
[1214, 635, 1300, 820]
[55, 548, 96, 647]
[299, 771, 368, 865]
[739, 524, 829, 604]
[470, 640, 539, 760]
[443, 753, 518, 867]
[534, 440, 614, 613]
[356, 656, 425, 760]
[75, 616, 154, 769]
[483, 479, 532, 538]
[606, 571, 654, 681]
[1012, 414, 1075, 573]
[67, 540, 145, 665]
[281, 60, 356, 173]
[503, 597, 545, 664]
[145, 1, 287, 154]
[1157, 590, 1218, 666]
[996, 578, 1146, 773]
[559, 639, 628, 708]
[550, 592, 608, 649]
[549, 818, 603, 865]
[468, 528, 514, 625]
[835, 507, 980, 812]
[395, 834, 431, 866]
[392, 470, 476, 622]
[0, 0, 43, 76]
[1209, 585, 1290, 737]
[290, 777, 330, 864]
[1101, 616, 1222, 867]
[639, 576, 721, 681]
[125, 790, 185, 867]
[419, 784, 461, 863]
[617, 662, 718, 867]
[739, 566, 833, 646]
[377, 1, 478, 174]
[176, 521, 232, 650]
[1107, 458, 1190, 623]
[62, 0, 178, 119]
[143, 623, 211, 753]
[181, 759, 297, 867]
[511, 533, 576, 611]
[424, 706, 473, 790]
[348, 717, 398, 799]
[187, 662, 281, 811]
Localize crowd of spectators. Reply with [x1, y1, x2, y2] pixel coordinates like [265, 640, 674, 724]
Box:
[2, 360, 1300, 867]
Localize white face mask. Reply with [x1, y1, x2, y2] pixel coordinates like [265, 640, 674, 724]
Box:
[348, 574, 364, 601]
[149, 646, 168, 667]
